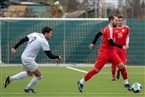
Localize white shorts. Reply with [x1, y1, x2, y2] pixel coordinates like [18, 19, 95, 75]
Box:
[21, 58, 38, 72]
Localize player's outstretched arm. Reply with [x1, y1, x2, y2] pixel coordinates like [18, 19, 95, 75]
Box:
[108, 39, 129, 50]
[44, 51, 62, 63]
[91, 31, 102, 45]
[89, 31, 102, 49]
[108, 39, 122, 48]
[13, 36, 29, 50]
[45, 51, 62, 63]
[44, 51, 59, 59]
[11, 36, 29, 54]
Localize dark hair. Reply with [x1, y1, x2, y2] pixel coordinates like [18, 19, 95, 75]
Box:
[42, 27, 52, 34]
[108, 15, 114, 22]
[118, 15, 124, 19]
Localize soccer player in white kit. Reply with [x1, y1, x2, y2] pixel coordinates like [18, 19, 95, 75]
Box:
[4, 27, 62, 93]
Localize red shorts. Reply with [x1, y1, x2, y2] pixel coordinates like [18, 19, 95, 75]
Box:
[115, 47, 127, 63]
[94, 48, 122, 70]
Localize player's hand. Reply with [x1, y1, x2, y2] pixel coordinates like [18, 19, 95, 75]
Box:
[89, 43, 94, 49]
[11, 48, 16, 54]
[57, 56, 62, 63]
[126, 44, 129, 49]
[122, 46, 128, 50]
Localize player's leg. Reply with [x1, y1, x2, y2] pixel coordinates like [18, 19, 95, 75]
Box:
[10, 71, 29, 81]
[116, 50, 127, 79]
[77, 68, 102, 93]
[79, 67, 100, 83]
[111, 48, 119, 81]
[24, 69, 41, 93]
[116, 68, 120, 79]
[3, 59, 31, 88]
[24, 61, 42, 93]
[116, 63, 131, 91]
[111, 64, 116, 81]
[116, 62, 126, 79]
[111, 53, 131, 91]
[4, 71, 29, 88]
[77, 52, 109, 93]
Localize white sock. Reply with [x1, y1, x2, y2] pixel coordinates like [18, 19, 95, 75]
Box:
[124, 79, 129, 84]
[10, 71, 28, 81]
[25, 77, 41, 89]
[79, 78, 85, 84]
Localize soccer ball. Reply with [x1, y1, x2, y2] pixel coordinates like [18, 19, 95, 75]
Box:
[132, 83, 142, 93]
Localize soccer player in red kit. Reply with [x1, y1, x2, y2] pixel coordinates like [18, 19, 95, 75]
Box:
[77, 16, 132, 93]
[111, 16, 130, 81]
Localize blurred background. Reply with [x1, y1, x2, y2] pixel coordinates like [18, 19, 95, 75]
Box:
[0, 0, 145, 18]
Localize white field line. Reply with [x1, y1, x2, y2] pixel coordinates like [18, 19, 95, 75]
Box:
[66, 66, 87, 73]
[1, 92, 145, 95]
[66, 66, 145, 74]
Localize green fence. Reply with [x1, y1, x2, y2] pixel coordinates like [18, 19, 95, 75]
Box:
[126, 20, 145, 65]
[0, 19, 145, 65]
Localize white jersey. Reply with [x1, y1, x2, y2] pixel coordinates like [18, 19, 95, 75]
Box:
[21, 32, 50, 61]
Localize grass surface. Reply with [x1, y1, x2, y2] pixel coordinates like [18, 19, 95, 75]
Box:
[0, 65, 145, 97]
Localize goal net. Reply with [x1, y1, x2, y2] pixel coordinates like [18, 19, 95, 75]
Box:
[0, 18, 108, 64]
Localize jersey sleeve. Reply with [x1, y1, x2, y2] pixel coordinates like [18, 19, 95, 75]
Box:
[126, 27, 130, 45]
[107, 25, 113, 40]
[41, 41, 50, 51]
[101, 26, 113, 40]
[27, 33, 34, 39]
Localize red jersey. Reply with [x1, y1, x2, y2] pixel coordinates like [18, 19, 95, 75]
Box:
[114, 25, 130, 45]
[94, 25, 123, 70]
[100, 25, 116, 51]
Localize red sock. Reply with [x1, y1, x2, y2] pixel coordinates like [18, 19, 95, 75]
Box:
[84, 69, 97, 81]
[120, 67, 128, 80]
[111, 64, 116, 78]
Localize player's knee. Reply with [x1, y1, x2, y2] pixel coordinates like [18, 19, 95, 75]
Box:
[93, 68, 100, 73]
[117, 62, 125, 69]
[27, 71, 33, 77]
